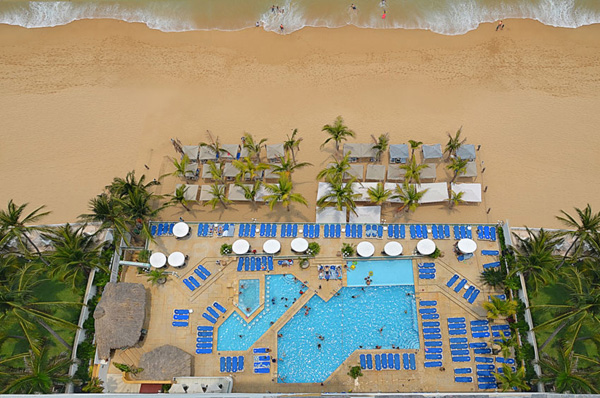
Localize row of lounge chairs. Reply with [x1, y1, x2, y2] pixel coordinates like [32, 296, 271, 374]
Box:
[220, 356, 245, 373]
[238, 223, 257, 238]
[447, 274, 480, 304]
[280, 224, 299, 238]
[387, 224, 406, 239]
[202, 301, 227, 324]
[477, 225, 497, 241]
[344, 224, 363, 239]
[151, 223, 174, 237]
[196, 326, 214, 354]
[172, 308, 191, 327]
[418, 262, 436, 280]
[359, 352, 416, 371]
[324, 224, 341, 238]
[447, 319, 470, 361]
[259, 223, 278, 238]
[419, 300, 443, 368]
[453, 225, 473, 240]
[237, 256, 274, 272]
[410, 225, 429, 239]
[253, 349, 271, 374]
[470, 319, 491, 340]
[183, 264, 212, 292]
[197, 223, 214, 237]
[303, 224, 321, 239]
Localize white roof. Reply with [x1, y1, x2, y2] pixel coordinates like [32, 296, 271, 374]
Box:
[263, 163, 281, 180]
[344, 164, 364, 181]
[182, 145, 199, 161]
[199, 184, 226, 201]
[184, 162, 199, 179]
[317, 182, 335, 201]
[175, 184, 199, 201]
[419, 163, 437, 180]
[198, 146, 217, 161]
[387, 166, 406, 181]
[460, 161, 477, 178]
[220, 144, 239, 160]
[365, 164, 386, 181]
[422, 144, 443, 159]
[414, 183, 449, 203]
[228, 184, 268, 202]
[348, 206, 381, 224]
[222, 163, 238, 178]
[266, 143, 284, 159]
[315, 207, 346, 223]
[384, 183, 402, 203]
[351, 182, 379, 202]
[343, 143, 377, 159]
[451, 183, 482, 203]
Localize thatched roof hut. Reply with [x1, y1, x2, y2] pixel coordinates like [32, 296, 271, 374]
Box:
[94, 282, 146, 360]
[138, 345, 193, 381]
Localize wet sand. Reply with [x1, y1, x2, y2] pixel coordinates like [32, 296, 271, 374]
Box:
[1, 19, 599, 228]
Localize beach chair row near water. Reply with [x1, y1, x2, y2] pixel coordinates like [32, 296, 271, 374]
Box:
[419, 300, 443, 368]
[303, 224, 321, 239]
[202, 301, 227, 324]
[196, 326, 214, 354]
[280, 224, 299, 238]
[151, 222, 175, 237]
[446, 274, 480, 304]
[359, 352, 416, 371]
[324, 224, 341, 238]
[172, 308, 192, 327]
[387, 224, 406, 239]
[237, 256, 274, 272]
[418, 262, 436, 280]
[220, 356, 245, 373]
[182, 264, 211, 292]
[253, 351, 271, 374]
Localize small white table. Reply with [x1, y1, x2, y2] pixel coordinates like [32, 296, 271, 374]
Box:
[168, 251, 186, 267]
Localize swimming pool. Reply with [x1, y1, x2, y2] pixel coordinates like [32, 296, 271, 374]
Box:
[346, 259, 414, 287]
[277, 285, 419, 383]
[217, 274, 305, 351]
[237, 279, 260, 317]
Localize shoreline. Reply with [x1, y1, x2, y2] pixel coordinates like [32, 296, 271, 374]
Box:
[1, 19, 599, 228]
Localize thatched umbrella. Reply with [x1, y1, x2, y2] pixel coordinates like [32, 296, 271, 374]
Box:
[138, 345, 193, 381]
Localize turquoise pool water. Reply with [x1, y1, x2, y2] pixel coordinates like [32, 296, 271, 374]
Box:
[237, 279, 260, 316]
[217, 274, 305, 351]
[277, 285, 419, 383]
[346, 259, 414, 287]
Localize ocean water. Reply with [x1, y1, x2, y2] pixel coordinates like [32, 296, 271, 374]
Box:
[0, 0, 599, 35]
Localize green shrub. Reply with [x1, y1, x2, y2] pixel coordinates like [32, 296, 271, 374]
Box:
[137, 249, 150, 262]
[77, 341, 96, 363]
[220, 243, 233, 255]
[341, 243, 355, 257]
[74, 362, 91, 384]
[94, 271, 110, 288]
[348, 365, 363, 379]
[83, 316, 95, 332]
[307, 242, 321, 256]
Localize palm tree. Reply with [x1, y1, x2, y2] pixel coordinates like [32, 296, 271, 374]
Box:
[242, 133, 268, 163]
[146, 269, 167, 285]
[169, 185, 190, 211]
[284, 128, 303, 164]
[537, 343, 600, 394]
[447, 157, 469, 183]
[367, 183, 391, 205]
[408, 140, 423, 160]
[235, 181, 263, 204]
[171, 154, 190, 179]
[444, 126, 466, 159]
[79, 193, 129, 243]
[232, 157, 270, 182]
[205, 161, 225, 183]
[482, 296, 518, 320]
[264, 175, 308, 212]
[106, 171, 159, 199]
[316, 177, 360, 216]
[448, 190, 464, 208]
[0, 338, 72, 394]
[317, 153, 352, 181]
[81, 377, 104, 393]
[392, 182, 427, 213]
[513, 228, 560, 294]
[115, 187, 167, 240]
[493, 365, 529, 392]
[556, 205, 600, 268]
[371, 133, 390, 162]
[200, 131, 231, 160]
[479, 268, 506, 288]
[270, 155, 312, 180]
[321, 116, 355, 152]
[41, 224, 107, 289]
[400, 158, 428, 184]
[497, 330, 517, 358]
[203, 183, 231, 210]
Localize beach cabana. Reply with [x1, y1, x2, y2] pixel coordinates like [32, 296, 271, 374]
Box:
[351, 182, 379, 202]
[460, 161, 477, 178]
[343, 143, 377, 162]
[263, 163, 282, 180]
[94, 282, 146, 360]
[418, 163, 437, 181]
[228, 184, 268, 202]
[175, 184, 199, 201]
[384, 183, 401, 202]
[182, 145, 199, 162]
[422, 144, 443, 160]
[220, 144, 240, 160]
[199, 184, 226, 201]
[316, 207, 346, 223]
[239, 146, 250, 159]
[365, 164, 386, 181]
[456, 144, 476, 160]
[387, 166, 406, 181]
[349, 206, 381, 224]
[413, 182, 449, 203]
[389, 144, 409, 164]
[198, 146, 218, 163]
[138, 345, 192, 382]
[223, 163, 238, 180]
[450, 183, 482, 203]
[343, 164, 364, 181]
[184, 163, 199, 180]
[266, 143, 284, 162]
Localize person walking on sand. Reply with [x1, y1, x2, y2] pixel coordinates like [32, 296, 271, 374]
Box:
[496, 20, 503, 31]
[350, 3, 357, 10]
[280, 24, 284, 33]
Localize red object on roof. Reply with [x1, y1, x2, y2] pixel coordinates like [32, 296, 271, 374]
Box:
[139, 384, 163, 394]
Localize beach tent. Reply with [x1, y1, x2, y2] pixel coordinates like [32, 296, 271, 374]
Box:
[351, 182, 379, 202]
[413, 182, 449, 203]
[239, 147, 250, 159]
[387, 165, 406, 181]
[343, 143, 377, 160]
[316, 207, 346, 224]
[263, 163, 282, 180]
[317, 182, 335, 202]
[175, 184, 199, 201]
[389, 144, 409, 164]
[343, 164, 364, 181]
[365, 164, 386, 181]
[460, 161, 477, 178]
[220, 144, 240, 160]
[182, 145, 199, 162]
[184, 163, 199, 180]
[228, 183, 268, 202]
[201, 163, 225, 180]
[222, 163, 238, 179]
[199, 184, 226, 201]
[422, 144, 443, 160]
[456, 144, 476, 160]
[349, 206, 381, 224]
[418, 163, 437, 180]
[451, 183, 482, 203]
[385, 183, 401, 202]
[198, 146, 218, 162]
[266, 143, 285, 162]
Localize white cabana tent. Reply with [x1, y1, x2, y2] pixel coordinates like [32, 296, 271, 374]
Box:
[343, 143, 377, 160]
[385, 183, 401, 202]
[316, 207, 346, 223]
[175, 184, 199, 201]
[228, 184, 268, 202]
[199, 184, 226, 201]
[184, 163, 199, 180]
[223, 163, 238, 179]
[182, 145, 199, 162]
[450, 183, 482, 203]
[266, 144, 284, 162]
[198, 146, 218, 163]
[239, 147, 250, 159]
[389, 144, 409, 164]
[456, 144, 476, 160]
[220, 144, 240, 160]
[365, 165, 386, 181]
[263, 163, 282, 180]
[343, 164, 364, 181]
[201, 163, 223, 180]
[422, 144, 443, 160]
[387, 166, 406, 181]
[414, 183, 449, 203]
[351, 182, 379, 202]
[317, 182, 334, 202]
[349, 206, 381, 224]
[418, 164, 437, 180]
[460, 161, 477, 178]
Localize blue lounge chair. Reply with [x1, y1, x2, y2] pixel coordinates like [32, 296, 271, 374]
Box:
[244, 257, 249, 271]
[452, 357, 471, 362]
[388, 225, 394, 238]
[493, 331, 511, 337]
[422, 225, 428, 238]
[425, 361, 442, 368]
[416, 225, 422, 238]
[268, 256, 274, 271]
[478, 383, 497, 389]
[366, 354, 373, 370]
[324, 224, 329, 238]
[250, 224, 256, 237]
[451, 350, 470, 356]
[448, 323, 466, 329]
[253, 348, 268, 353]
[423, 321, 440, 327]
[453, 225, 460, 239]
[237, 257, 244, 271]
[463, 286, 475, 299]
[419, 274, 435, 280]
[455, 376, 473, 383]
[194, 269, 207, 281]
[272, 224, 278, 237]
[483, 262, 500, 269]
[150, 224, 157, 236]
[425, 354, 442, 360]
[403, 353, 409, 370]
[189, 276, 200, 288]
[260, 224, 266, 237]
[443, 224, 450, 238]
[425, 341, 442, 347]
[183, 279, 195, 291]
[491, 227, 497, 241]
[172, 321, 188, 327]
[381, 353, 387, 369]
[256, 257, 262, 271]
[281, 224, 287, 238]
[421, 314, 440, 319]
[202, 313, 217, 324]
[477, 364, 495, 370]
[174, 309, 190, 314]
[365, 224, 371, 237]
[156, 224, 164, 236]
[420, 268, 436, 274]
[473, 332, 491, 338]
[360, 354, 367, 369]
[197, 337, 212, 343]
[396, 225, 402, 239]
[250, 257, 256, 271]
[226, 357, 232, 372]
[482, 250, 499, 256]
[377, 225, 383, 238]
[470, 342, 488, 348]
[198, 264, 211, 277]
[220, 357, 227, 372]
[449, 329, 467, 335]
[426, 348, 443, 353]
[447, 274, 459, 288]
[197, 325, 213, 331]
[232, 356, 239, 373]
[239, 356, 245, 371]
[173, 314, 189, 320]
[460, 225, 467, 239]
[357, 224, 362, 238]
[335, 224, 340, 237]
[196, 349, 212, 354]
[375, 354, 381, 371]
[394, 353, 401, 370]
[449, 337, 467, 343]
[197, 332, 213, 337]
[455, 368, 472, 374]
[254, 368, 270, 374]
[491, 325, 510, 331]
[409, 353, 416, 370]
[423, 328, 440, 334]
[450, 343, 468, 349]
[471, 320, 489, 326]
[239, 223, 245, 237]
[474, 348, 492, 354]
[432, 225, 439, 239]
[213, 302, 226, 313]
[419, 308, 436, 314]
[484, 225, 491, 240]
[424, 333, 442, 339]
[410, 224, 416, 239]
[468, 290, 481, 303]
[454, 278, 467, 292]
[420, 262, 435, 268]
[475, 357, 493, 363]
[478, 376, 496, 383]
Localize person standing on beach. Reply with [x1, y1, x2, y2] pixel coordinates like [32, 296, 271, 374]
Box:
[496, 20, 503, 31]
[280, 24, 284, 33]
[350, 3, 357, 10]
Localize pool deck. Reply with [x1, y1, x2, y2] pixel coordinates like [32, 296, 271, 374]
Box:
[110, 223, 502, 393]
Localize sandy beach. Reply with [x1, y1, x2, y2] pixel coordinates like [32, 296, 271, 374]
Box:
[1, 19, 599, 228]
